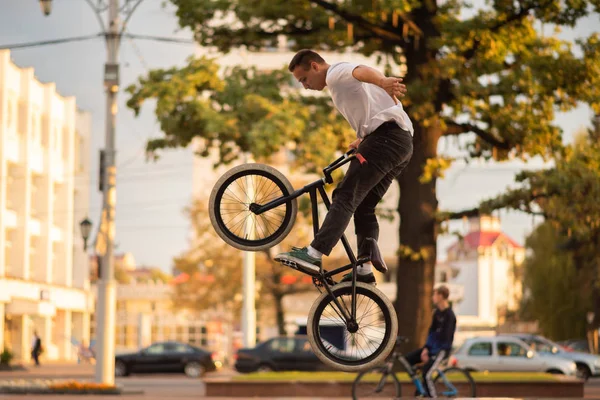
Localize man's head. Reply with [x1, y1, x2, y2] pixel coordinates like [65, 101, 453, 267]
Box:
[288, 49, 328, 91]
[433, 285, 450, 308]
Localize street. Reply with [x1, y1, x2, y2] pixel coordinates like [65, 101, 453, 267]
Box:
[1, 364, 600, 398]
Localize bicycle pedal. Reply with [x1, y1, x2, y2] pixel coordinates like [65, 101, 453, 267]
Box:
[279, 259, 299, 269]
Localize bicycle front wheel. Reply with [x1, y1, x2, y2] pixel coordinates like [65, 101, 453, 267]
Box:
[209, 163, 297, 251]
[352, 366, 401, 399]
[433, 367, 476, 398]
[307, 282, 398, 372]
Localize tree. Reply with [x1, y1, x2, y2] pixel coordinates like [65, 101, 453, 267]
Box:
[482, 129, 600, 332]
[127, 0, 600, 345]
[172, 199, 315, 334]
[520, 222, 590, 340]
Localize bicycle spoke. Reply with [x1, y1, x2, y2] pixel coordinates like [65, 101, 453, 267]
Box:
[216, 171, 293, 244]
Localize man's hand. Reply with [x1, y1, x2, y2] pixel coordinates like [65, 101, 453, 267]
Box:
[349, 138, 362, 150]
[421, 348, 430, 363]
[379, 77, 407, 103]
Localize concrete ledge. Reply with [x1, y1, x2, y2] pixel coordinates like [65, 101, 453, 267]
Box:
[205, 376, 584, 398]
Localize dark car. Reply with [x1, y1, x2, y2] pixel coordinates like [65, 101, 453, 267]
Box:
[115, 341, 216, 378]
[235, 336, 328, 373]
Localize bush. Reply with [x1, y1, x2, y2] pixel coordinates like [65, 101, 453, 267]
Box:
[0, 349, 13, 365]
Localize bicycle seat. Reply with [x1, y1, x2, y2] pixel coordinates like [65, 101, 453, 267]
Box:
[366, 238, 388, 273]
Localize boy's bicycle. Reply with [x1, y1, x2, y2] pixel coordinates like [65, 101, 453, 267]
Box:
[352, 336, 476, 398]
[209, 149, 398, 372]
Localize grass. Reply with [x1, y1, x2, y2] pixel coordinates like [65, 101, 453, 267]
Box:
[232, 371, 564, 383]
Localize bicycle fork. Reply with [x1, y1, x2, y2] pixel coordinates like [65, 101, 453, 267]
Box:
[321, 279, 359, 332]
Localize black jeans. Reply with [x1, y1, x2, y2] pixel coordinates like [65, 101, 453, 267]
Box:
[311, 121, 413, 256]
[31, 350, 40, 366]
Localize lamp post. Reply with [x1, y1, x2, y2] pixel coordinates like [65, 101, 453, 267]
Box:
[588, 312, 596, 354]
[39, 0, 145, 385]
[79, 217, 93, 251]
[39, 0, 52, 16]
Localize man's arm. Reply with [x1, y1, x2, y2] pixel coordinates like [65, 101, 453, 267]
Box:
[423, 313, 436, 351]
[351, 65, 406, 102]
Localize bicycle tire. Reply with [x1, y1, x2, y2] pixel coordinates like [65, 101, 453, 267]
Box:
[209, 163, 297, 251]
[307, 282, 398, 372]
[352, 366, 401, 399]
[433, 367, 476, 397]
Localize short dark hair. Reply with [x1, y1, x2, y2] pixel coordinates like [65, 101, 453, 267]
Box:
[435, 285, 450, 300]
[288, 49, 326, 72]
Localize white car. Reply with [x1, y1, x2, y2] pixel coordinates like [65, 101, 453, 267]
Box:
[452, 335, 577, 376]
[507, 334, 600, 380]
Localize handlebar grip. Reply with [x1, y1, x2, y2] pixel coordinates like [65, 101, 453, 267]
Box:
[345, 148, 357, 157]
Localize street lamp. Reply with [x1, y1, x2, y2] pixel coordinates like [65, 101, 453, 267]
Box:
[39, 0, 146, 385]
[39, 0, 53, 16]
[79, 217, 93, 251]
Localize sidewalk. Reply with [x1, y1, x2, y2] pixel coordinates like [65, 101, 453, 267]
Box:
[0, 363, 95, 380]
[0, 363, 239, 380]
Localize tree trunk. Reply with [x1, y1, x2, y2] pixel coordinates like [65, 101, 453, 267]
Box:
[273, 292, 286, 335]
[395, 122, 441, 349]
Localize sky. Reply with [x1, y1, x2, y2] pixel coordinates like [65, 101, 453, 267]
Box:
[0, 0, 597, 272]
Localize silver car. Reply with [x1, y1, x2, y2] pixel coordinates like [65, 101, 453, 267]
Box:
[453, 335, 577, 376]
[508, 334, 600, 380]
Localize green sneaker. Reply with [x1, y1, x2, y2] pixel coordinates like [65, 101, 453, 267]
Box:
[274, 247, 321, 275]
[340, 272, 377, 286]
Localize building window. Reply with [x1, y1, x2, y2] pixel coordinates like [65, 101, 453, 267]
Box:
[6, 98, 15, 132]
[4, 229, 14, 277]
[440, 272, 448, 283]
[62, 127, 69, 160]
[31, 112, 41, 144]
[53, 126, 61, 155]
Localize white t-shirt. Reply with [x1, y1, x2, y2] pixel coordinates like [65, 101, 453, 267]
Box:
[326, 62, 414, 139]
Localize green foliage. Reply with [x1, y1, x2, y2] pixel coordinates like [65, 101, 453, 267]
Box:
[520, 222, 590, 340]
[172, 199, 314, 330]
[128, 0, 600, 342]
[483, 130, 600, 336]
[481, 136, 600, 242]
[126, 58, 354, 171]
[0, 349, 13, 365]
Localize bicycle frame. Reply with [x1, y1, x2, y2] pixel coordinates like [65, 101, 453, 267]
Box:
[251, 150, 365, 324]
[395, 353, 458, 397]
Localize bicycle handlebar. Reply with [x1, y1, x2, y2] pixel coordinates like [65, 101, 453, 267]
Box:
[322, 148, 357, 184]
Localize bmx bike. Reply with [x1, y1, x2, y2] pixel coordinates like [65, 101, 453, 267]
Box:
[209, 149, 398, 372]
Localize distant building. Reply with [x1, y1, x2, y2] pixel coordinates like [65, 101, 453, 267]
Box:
[0, 50, 93, 362]
[90, 264, 232, 363]
[442, 215, 526, 342]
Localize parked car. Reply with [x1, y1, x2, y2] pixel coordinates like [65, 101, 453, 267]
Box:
[506, 334, 600, 380]
[115, 341, 217, 378]
[452, 335, 577, 376]
[235, 336, 328, 373]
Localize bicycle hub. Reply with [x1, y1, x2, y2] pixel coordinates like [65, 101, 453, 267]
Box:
[347, 320, 359, 333]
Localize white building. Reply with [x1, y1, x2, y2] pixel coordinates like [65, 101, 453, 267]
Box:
[0, 50, 94, 362]
[444, 215, 525, 337]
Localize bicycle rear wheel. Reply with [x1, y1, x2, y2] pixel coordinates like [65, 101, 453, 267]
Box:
[433, 367, 476, 397]
[352, 366, 401, 399]
[307, 282, 398, 372]
[209, 163, 297, 251]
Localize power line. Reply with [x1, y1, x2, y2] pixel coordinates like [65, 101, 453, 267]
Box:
[0, 33, 194, 51]
[0, 34, 103, 50]
[124, 33, 195, 44]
